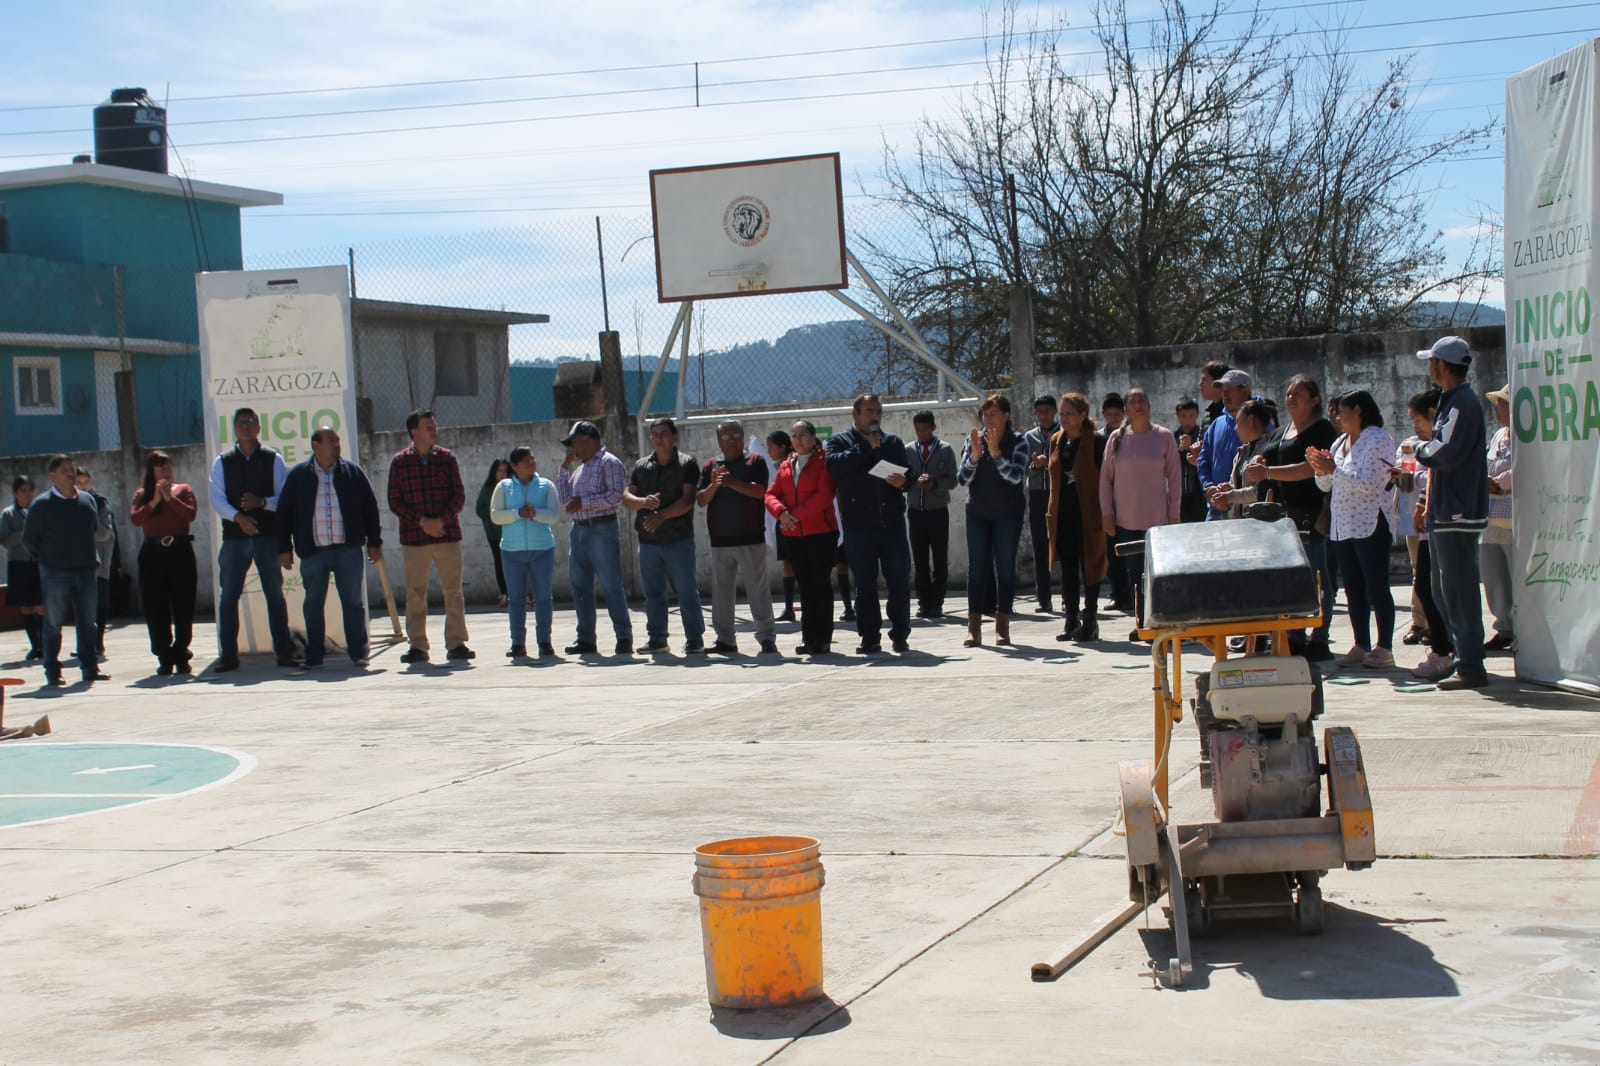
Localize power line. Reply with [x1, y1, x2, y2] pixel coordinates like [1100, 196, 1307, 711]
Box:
[1, 24, 1586, 164]
[0, 0, 1383, 114]
[2, 3, 1582, 140]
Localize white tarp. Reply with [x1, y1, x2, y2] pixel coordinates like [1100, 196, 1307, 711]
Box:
[1505, 42, 1600, 694]
[196, 265, 360, 655]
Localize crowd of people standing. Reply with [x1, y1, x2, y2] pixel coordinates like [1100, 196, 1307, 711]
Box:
[1, 339, 1515, 691]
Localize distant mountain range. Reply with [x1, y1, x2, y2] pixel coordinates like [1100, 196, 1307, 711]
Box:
[518, 303, 1507, 409]
[1406, 301, 1505, 327]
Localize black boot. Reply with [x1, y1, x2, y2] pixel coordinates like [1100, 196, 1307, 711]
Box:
[1074, 585, 1100, 642]
[1057, 608, 1079, 642]
[23, 615, 43, 659]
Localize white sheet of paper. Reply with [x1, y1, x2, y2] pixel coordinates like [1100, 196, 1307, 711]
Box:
[868, 459, 908, 480]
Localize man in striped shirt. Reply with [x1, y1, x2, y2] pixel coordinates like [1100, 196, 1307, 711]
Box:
[555, 421, 633, 655]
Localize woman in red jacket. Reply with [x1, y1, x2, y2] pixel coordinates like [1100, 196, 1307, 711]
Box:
[765, 420, 839, 656]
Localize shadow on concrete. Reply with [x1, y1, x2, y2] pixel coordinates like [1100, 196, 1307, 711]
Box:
[129, 673, 201, 689]
[1483, 682, 1599, 713]
[708, 997, 852, 1040]
[1137, 903, 1459, 999]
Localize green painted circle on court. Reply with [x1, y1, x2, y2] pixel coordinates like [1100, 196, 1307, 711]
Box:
[0, 743, 253, 829]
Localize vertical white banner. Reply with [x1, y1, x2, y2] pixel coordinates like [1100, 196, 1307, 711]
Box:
[1505, 42, 1600, 695]
[196, 266, 360, 655]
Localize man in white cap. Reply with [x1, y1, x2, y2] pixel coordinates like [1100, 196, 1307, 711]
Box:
[1198, 368, 1253, 520]
[1413, 336, 1490, 690]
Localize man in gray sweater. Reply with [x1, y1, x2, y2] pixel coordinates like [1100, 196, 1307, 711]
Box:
[905, 410, 959, 619]
[22, 455, 112, 686]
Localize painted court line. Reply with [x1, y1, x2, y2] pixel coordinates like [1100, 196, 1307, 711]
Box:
[1561, 753, 1600, 857]
[0, 743, 256, 831]
[0, 793, 169, 799]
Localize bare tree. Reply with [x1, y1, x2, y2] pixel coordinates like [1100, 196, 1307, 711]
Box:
[862, 0, 1498, 374]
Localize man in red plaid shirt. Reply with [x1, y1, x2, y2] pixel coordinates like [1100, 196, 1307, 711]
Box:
[386, 410, 473, 664]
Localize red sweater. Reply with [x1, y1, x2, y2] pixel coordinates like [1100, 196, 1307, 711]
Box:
[130, 484, 199, 538]
[765, 453, 838, 537]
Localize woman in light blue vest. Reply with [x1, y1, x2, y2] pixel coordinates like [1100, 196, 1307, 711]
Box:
[491, 446, 561, 659]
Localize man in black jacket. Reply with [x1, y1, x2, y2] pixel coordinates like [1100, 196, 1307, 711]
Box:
[825, 394, 913, 654]
[277, 428, 383, 669]
[22, 455, 112, 686]
[1414, 336, 1491, 690]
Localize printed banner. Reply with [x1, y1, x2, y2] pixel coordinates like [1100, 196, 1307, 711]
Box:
[196, 266, 360, 655]
[1505, 42, 1600, 694]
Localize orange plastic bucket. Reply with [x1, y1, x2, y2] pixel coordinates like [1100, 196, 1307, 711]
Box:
[693, 835, 825, 1008]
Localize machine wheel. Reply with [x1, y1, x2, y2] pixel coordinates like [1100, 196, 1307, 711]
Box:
[1293, 882, 1325, 936]
[1185, 886, 1212, 938]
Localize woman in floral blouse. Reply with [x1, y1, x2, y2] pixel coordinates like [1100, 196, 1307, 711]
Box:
[1309, 390, 1398, 670]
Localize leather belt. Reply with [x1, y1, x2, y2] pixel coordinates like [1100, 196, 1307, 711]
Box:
[154, 535, 195, 547]
[573, 513, 617, 527]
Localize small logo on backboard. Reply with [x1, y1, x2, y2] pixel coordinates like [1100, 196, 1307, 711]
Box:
[723, 196, 771, 246]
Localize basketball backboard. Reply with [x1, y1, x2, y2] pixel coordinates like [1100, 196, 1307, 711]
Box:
[649, 153, 846, 302]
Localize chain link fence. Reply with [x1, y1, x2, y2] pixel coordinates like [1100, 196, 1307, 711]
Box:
[246, 203, 992, 428]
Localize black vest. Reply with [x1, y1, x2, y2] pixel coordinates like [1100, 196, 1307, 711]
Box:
[220, 445, 279, 540]
[630, 451, 697, 544]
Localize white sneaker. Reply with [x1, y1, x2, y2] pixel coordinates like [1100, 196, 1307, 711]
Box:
[1335, 646, 1368, 667]
[1363, 646, 1396, 669]
[1411, 652, 1455, 681]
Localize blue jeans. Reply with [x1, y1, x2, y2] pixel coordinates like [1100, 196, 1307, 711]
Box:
[841, 520, 912, 643]
[639, 538, 705, 643]
[1114, 527, 1150, 625]
[40, 565, 98, 676]
[1335, 513, 1396, 651]
[966, 511, 1023, 616]
[1431, 531, 1486, 676]
[569, 520, 632, 644]
[217, 536, 293, 658]
[1294, 536, 1335, 646]
[299, 545, 368, 665]
[503, 548, 555, 647]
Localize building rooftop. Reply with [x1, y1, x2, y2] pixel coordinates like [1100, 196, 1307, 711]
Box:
[353, 297, 548, 326]
[0, 162, 281, 207]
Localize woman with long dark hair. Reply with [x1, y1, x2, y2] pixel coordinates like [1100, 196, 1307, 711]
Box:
[957, 393, 1031, 646]
[475, 456, 512, 607]
[1309, 389, 1398, 670]
[1045, 393, 1107, 642]
[129, 450, 200, 675]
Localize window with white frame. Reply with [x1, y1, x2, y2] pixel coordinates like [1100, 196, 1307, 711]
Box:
[14, 357, 62, 415]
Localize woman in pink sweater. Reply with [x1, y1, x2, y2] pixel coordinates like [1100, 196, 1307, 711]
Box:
[1098, 387, 1183, 637]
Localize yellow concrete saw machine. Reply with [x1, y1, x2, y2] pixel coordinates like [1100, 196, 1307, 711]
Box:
[1034, 516, 1375, 987]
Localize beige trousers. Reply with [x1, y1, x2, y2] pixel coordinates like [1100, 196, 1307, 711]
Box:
[402, 542, 469, 652]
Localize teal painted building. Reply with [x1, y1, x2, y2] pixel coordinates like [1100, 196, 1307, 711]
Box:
[0, 163, 280, 456]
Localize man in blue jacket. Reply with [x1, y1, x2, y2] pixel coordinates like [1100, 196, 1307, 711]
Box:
[277, 428, 384, 669]
[1199, 369, 1252, 520]
[1414, 336, 1490, 690]
[826, 393, 913, 654]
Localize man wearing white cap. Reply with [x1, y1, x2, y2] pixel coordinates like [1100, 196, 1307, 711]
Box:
[1413, 336, 1490, 690]
[1198, 368, 1253, 520]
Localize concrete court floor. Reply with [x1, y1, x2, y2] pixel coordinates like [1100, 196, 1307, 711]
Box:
[0, 588, 1596, 1066]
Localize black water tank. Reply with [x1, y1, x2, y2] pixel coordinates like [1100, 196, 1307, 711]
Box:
[94, 88, 167, 174]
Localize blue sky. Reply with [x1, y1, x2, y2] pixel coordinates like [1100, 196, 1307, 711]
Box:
[3, 1, 1598, 359]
